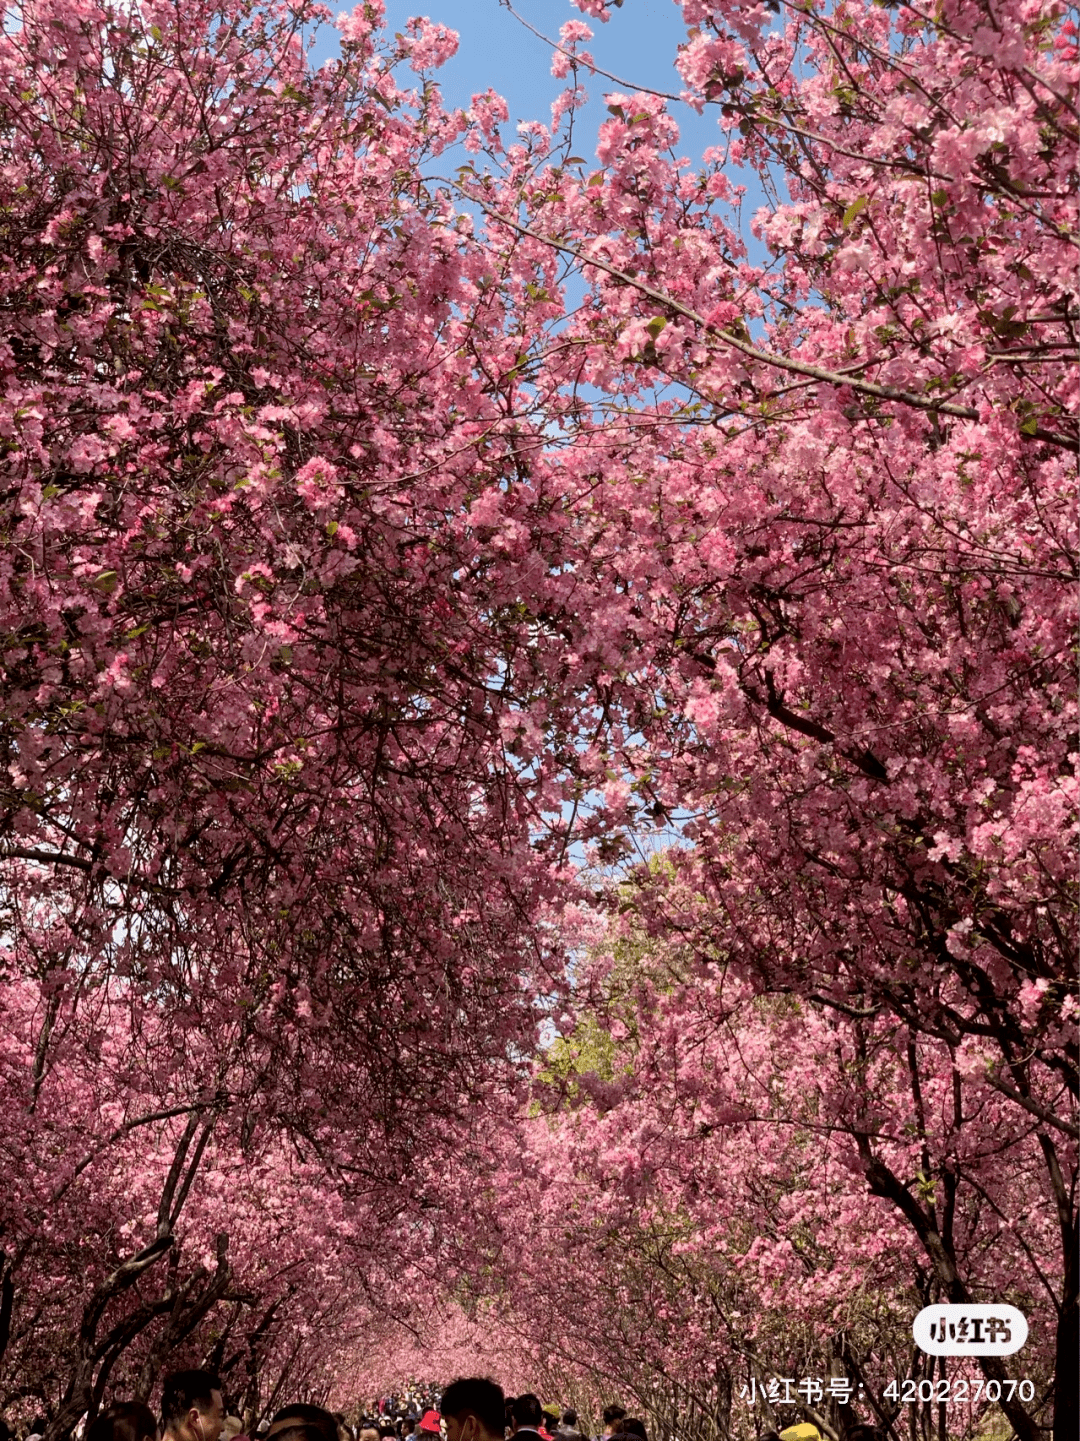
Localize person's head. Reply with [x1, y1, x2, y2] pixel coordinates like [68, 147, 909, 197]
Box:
[619, 1424, 646, 1441]
[559, 1418, 576, 1435]
[268, 1409, 337, 1441]
[88, 1404, 158, 1441]
[359, 1425, 380, 1441]
[440, 1380, 506, 1441]
[161, 1372, 225, 1441]
[601, 1412, 625, 1440]
[263, 1426, 325, 1441]
[510, 1400, 541, 1435]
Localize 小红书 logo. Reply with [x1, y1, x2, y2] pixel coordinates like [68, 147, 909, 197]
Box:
[913, 1304, 1028, 1356]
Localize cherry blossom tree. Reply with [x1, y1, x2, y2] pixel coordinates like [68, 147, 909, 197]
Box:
[442, 0, 1075, 1432]
[0, 960, 426, 1424]
[1, 0, 565, 1415]
[1, 0, 1074, 1425]
[430, 913, 1064, 1441]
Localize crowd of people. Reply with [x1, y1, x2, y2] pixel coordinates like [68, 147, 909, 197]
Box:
[0, 1373, 656, 1441]
[0, 1371, 883, 1441]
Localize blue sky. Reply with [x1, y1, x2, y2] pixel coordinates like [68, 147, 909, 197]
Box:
[314, 0, 726, 172]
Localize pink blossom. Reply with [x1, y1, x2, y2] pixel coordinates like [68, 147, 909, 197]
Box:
[403, 15, 458, 71]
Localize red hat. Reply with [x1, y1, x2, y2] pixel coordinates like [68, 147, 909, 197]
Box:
[419, 1415, 441, 1436]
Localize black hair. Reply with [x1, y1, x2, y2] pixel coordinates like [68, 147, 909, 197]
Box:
[560, 1417, 577, 1433]
[601, 1412, 625, 1432]
[440, 1381, 506, 1439]
[161, 1373, 222, 1431]
[619, 1423, 646, 1441]
[269, 1427, 326, 1441]
[272, 1407, 338, 1441]
[511, 1399, 542, 1431]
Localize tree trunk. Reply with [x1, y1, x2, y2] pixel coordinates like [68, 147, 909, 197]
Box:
[1053, 1212, 1078, 1441]
[0, 1255, 14, 1367]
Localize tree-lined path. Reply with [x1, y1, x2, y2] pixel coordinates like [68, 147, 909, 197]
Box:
[0, 0, 1074, 1433]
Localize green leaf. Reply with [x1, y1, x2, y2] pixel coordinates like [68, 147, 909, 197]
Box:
[326, 520, 339, 537]
[41, 484, 60, 499]
[1019, 416, 1039, 436]
[587, 172, 604, 187]
[90, 570, 118, 594]
[842, 195, 869, 227]
[645, 316, 667, 339]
